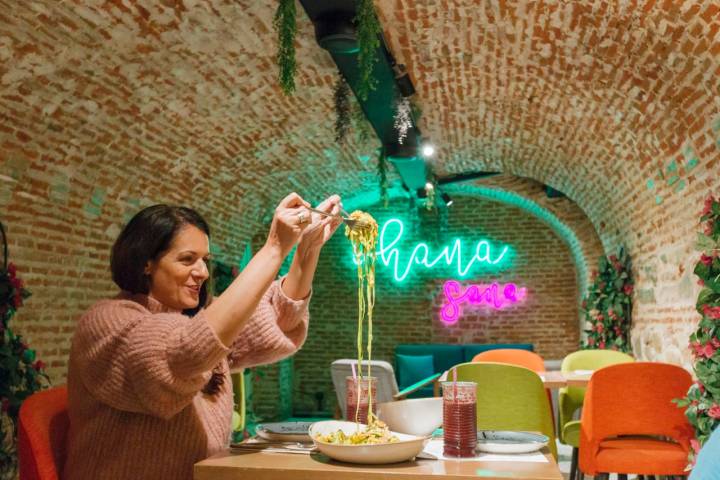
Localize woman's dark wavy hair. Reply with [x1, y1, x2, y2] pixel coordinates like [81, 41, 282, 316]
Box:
[111, 205, 224, 395]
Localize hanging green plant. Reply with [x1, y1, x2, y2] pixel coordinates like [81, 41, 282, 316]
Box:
[355, 0, 381, 101]
[352, 100, 373, 145]
[334, 73, 351, 144]
[274, 0, 297, 95]
[377, 147, 388, 208]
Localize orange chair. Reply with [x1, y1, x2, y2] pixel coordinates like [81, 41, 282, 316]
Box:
[18, 385, 69, 480]
[472, 349, 546, 372]
[579, 362, 693, 477]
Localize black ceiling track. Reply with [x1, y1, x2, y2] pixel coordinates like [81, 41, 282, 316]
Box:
[298, 0, 428, 190]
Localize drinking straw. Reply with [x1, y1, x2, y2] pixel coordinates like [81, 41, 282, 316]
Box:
[452, 367, 457, 401]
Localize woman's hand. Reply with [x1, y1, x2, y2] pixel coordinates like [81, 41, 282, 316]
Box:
[297, 194, 343, 256]
[264, 192, 312, 258]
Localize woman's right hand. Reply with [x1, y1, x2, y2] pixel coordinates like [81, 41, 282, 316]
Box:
[264, 192, 311, 258]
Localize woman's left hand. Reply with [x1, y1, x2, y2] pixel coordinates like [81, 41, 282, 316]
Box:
[297, 195, 343, 255]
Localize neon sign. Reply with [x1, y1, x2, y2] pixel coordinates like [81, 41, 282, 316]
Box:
[376, 219, 511, 282]
[440, 280, 526, 325]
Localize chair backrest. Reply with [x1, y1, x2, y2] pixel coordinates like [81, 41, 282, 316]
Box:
[560, 349, 635, 413]
[18, 385, 69, 480]
[330, 360, 398, 418]
[472, 349, 545, 372]
[453, 362, 557, 458]
[580, 362, 693, 459]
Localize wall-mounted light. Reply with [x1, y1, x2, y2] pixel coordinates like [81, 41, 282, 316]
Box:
[421, 144, 435, 157]
[441, 192, 453, 207]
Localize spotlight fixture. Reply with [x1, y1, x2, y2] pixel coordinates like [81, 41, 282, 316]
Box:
[441, 192, 453, 207]
[421, 144, 435, 157]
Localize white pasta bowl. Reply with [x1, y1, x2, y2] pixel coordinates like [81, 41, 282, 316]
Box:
[377, 397, 443, 437]
[309, 420, 429, 464]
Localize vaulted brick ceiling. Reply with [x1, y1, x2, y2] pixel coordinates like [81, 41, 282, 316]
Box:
[4, 0, 717, 246]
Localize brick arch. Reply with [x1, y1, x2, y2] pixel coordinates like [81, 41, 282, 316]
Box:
[343, 177, 603, 330]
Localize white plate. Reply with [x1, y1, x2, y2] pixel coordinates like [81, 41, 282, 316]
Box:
[309, 420, 429, 464]
[476, 431, 549, 454]
[256, 422, 314, 442]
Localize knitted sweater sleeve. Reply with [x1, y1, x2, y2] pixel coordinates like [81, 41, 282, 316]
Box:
[71, 300, 229, 420]
[227, 278, 310, 370]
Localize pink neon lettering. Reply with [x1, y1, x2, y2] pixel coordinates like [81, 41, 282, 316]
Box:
[440, 280, 526, 325]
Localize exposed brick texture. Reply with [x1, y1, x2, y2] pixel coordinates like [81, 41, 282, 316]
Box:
[292, 190, 596, 415]
[0, 1, 718, 414]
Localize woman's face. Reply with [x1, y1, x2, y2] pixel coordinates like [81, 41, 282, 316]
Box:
[145, 224, 210, 310]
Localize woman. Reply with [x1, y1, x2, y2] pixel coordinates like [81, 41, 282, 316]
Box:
[64, 192, 342, 479]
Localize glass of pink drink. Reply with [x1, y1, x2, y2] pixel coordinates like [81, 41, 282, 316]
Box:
[345, 376, 377, 424]
[442, 381, 477, 457]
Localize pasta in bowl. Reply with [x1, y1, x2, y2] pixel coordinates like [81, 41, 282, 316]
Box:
[309, 420, 429, 464]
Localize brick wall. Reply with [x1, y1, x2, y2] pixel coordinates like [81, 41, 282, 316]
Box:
[0, 1, 717, 407]
[291, 193, 588, 415]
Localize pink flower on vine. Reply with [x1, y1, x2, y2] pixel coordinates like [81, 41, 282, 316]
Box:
[623, 284, 633, 295]
[596, 314, 604, 322]
[702, 196, 716, 216]
[698, 279, 705, 287]
[702, 305, 720, 320]
[700, 254, 714, 267]
[598, 341, 606, 349]
[587, 338, 595, 347]
[596, 324, 604, 333]
[708, 404, 720, 419]
[698, 381, 706, 394]
[705, 222, 714, 236]
[698, 343, 717, 359]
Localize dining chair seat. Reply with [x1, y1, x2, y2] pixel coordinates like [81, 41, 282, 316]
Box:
[594, 437, 687, 474]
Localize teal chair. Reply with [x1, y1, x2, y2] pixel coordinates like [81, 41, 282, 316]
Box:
[454, 362, 557, 459]
[559, 350, 634, 480]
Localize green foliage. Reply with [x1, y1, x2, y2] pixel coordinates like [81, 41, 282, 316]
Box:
[580, 247, 634, 352]
[355, 0, 381, 101]
[274, 0, 297, 95]
[377, 147, 388, 208]
[334, 73, 351, 144]
[678, 194, 720, 465]
[0, 223, 48, 478]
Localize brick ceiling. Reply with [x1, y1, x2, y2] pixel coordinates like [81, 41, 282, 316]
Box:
[1, 1, 719, 245]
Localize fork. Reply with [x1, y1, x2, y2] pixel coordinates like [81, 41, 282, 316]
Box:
[306, 207, 367, 231]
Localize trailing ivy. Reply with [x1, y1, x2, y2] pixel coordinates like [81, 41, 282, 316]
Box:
[274, 0, 297, 95]
[581, 247, 634, 352]
[334, 73, 351, 144]
[355, 0, 381, 101]
[377, 147, 388, 208]
[675, 194, 720, 467]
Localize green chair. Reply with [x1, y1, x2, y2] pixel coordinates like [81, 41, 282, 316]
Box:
[454, 362, 557, 459]
[559, 350, 634, 480]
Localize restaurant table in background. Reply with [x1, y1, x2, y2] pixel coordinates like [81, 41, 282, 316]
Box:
[433, 370, 592, 396]
[538, 370, 592, 389]
[194, 446, 563, 480]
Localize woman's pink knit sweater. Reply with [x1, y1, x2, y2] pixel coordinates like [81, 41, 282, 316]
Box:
[63, 279, 309, 480]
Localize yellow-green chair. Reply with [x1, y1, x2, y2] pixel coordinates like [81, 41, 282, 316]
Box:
[559, 350, 634, 480]
[231, 370, 246, 433]
[454, 362, 557, 459]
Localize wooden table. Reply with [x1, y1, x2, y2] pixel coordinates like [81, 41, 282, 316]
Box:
[433, 370, 592, 396]
[539, 371, 592, 389]
[194, 447, 563, 480]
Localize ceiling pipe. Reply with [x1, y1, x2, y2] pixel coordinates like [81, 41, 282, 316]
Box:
[298, 0, 427, 190]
